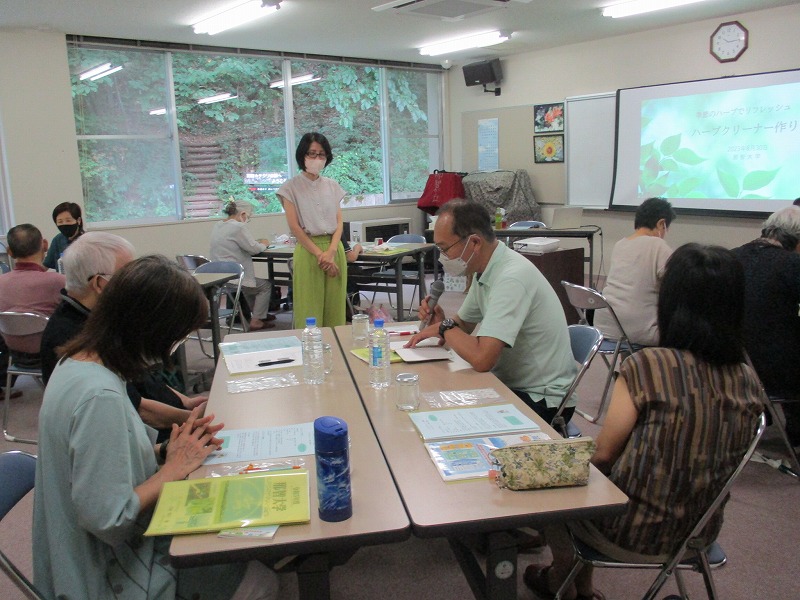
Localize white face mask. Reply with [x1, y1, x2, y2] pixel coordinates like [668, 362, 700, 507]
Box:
[439, 236, 475, 277]
[305, 157, 326, 175]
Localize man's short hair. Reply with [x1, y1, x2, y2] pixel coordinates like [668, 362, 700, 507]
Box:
[761, 206, 800, 250]
[6, 224, 42, 259]
[437, 199, 496, 242]
[634, 197, 676, 230]
[63, 232, 136, 294]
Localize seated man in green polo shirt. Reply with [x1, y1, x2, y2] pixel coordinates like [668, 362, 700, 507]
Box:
[407, 199, 577, 425]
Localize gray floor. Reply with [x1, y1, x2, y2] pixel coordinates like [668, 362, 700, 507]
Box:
[1, 284, 799, 599]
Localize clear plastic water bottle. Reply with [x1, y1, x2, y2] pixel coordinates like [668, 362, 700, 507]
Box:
[57, 252, 65, 274]
[369, 319, 391, 389]
[302, 317, 324, 384]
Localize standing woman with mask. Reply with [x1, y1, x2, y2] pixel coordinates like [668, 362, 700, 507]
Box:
[44, 202, 85, 270]
[277, 132, 347, 328]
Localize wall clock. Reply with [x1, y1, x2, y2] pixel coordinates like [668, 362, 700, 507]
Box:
[710, 21, 748, 63]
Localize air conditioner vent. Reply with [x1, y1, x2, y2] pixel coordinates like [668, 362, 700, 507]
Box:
[373, 0, 523, 22]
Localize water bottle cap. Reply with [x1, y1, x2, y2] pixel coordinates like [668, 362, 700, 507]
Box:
[306, 317, 316, 327]
[374, 319, 384, 328]
[314, 416, 348, 452]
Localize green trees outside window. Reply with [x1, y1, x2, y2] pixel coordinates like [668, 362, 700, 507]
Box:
[69, 43, 442, 225]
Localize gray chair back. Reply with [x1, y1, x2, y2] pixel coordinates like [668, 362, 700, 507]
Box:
[0, 450, 46, 599]
[176, 254, 210, 271]
[509, 220, 546, 229]
[387, 234, 426, 244]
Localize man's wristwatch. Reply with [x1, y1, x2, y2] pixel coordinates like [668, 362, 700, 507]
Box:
[438, 318, 458, 339]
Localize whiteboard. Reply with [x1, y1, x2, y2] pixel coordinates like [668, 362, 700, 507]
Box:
[565, 93, 616, 208]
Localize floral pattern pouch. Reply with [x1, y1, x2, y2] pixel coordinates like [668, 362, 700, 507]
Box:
[489, 437, 595, 490]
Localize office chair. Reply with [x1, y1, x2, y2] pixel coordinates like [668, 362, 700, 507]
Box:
[0, 312, 49, 444]
[0, 262, 9, 274]
[561, 281, 637, 424]
[551, 325, 604, 439]
[0, 450, 45, 600]
[369, 234, 427, 317]
[555, 413, 766, 600]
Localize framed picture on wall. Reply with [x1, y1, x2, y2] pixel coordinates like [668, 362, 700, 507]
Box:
[534, 135, 564, 163]
[534, 102, 565, 133]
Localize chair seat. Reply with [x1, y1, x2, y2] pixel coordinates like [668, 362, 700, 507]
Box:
[574, 537, 727, 569]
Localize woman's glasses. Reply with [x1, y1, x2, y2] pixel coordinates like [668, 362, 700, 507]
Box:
[305, 152, 327, 159]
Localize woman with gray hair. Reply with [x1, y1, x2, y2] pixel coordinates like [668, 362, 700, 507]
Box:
[732, 205, 800, 446]
[210, 200, 275, 330]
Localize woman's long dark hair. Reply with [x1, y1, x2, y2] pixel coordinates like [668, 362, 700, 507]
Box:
[59, 255, 208, 380]
[658, 243, 745, 365]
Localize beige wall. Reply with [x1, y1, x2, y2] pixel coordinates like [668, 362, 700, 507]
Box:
[446, 4, 800, 272]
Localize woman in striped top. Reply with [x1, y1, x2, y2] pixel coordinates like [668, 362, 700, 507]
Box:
[526, 243, 765, 600]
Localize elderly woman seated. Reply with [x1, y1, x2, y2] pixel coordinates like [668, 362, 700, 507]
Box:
[525, 243, 765, 600]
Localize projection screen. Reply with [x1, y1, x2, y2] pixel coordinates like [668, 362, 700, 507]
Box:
[610, 69, 800, 216]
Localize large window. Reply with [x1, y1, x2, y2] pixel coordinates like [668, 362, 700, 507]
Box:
[68, 41, 443, 225]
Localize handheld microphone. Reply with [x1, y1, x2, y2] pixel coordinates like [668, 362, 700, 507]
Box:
[419, 279, 445, 330]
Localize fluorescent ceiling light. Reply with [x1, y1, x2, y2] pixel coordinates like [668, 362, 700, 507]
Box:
[79, 63, 112, 80]
[89, 65, 123, 81]
[149, 108, 167, 116]
[269, 74, 321, 89]
[602, 0, 707, 18]
[192, 1, 279, 35]
[197, 92, 238, 105]
[419, 31, 511, 56]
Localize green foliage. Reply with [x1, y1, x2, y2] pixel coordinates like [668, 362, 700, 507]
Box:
[639, 133, 707, 198]
[69, 46, 438, 222]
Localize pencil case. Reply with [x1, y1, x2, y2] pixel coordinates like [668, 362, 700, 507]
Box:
[489, 437, 595, 490]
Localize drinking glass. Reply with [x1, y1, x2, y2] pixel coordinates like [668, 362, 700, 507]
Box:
[395, 372, 420, 411]
[352, 313, 370, 348]
[322, 343, 333, 374]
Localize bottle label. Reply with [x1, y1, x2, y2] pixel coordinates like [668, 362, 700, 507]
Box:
[371, 346, 383, 366]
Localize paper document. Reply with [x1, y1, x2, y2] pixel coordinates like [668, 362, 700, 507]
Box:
[425, 431, 551, 481]
[219, 336, 303, 375]
[391, 339, 451, 363]
[409, 404, 540, 441]
[204, 423, 315, 465]
[145, 470, 310, 536]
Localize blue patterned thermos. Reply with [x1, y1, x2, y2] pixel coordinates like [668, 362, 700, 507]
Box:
[314, 416, 352, 522]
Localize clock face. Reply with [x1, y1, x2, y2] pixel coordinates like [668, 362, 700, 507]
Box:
[711, 21, 748, 63]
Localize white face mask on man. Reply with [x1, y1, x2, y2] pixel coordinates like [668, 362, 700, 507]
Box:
[304, 158, 326, 176]
[439, 235, 476, 277]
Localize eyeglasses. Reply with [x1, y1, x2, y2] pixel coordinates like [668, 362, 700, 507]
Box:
[87, 273, 112, 282]
[305, 152, 327, 159]
[437, 237, 466, 257]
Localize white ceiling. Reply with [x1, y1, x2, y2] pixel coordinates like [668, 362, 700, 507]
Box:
[2, 0, 797, 66]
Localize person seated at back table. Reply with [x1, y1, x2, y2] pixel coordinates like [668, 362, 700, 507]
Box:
[210, 199, 275, 330]
[732, 206, 800, 446]
[0, 223, 65, 372]
[524, 243, 765, 600]
[593, 197, 675, 347]
[40, 232, 205, 441]
[43, 201, 85, 270]
[407, 199, 577, 425]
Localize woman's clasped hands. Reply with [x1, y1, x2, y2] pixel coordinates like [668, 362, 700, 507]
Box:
[317, 249, 339, 278]
[162, 405, 224, 481]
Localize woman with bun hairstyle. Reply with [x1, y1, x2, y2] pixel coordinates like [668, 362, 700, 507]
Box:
[277, 132, 347, 328]
[210, 200, 275, 330]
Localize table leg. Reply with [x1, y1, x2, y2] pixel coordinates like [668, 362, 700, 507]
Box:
[394, 256, 405, 322]
[295, 554, 332, 600]
[208, 287, 222, 364]
[448, 532, 519, 600]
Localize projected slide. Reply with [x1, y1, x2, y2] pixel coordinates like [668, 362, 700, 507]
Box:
[612, 70, 800, 215]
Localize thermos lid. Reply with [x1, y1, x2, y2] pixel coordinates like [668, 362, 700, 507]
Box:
[314, 416, 348, 453]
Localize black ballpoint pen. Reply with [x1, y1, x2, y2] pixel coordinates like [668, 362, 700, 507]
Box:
[257, 358, 295, 367]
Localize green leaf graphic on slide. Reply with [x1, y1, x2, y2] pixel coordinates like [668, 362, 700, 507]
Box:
[718, 168, 779, 199]
[639, 134, 706, 197]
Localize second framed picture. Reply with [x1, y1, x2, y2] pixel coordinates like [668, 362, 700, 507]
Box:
[534, 135, 564, 163]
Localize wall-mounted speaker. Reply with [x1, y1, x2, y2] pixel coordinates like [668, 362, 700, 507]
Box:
[462, 59, 502, 87]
